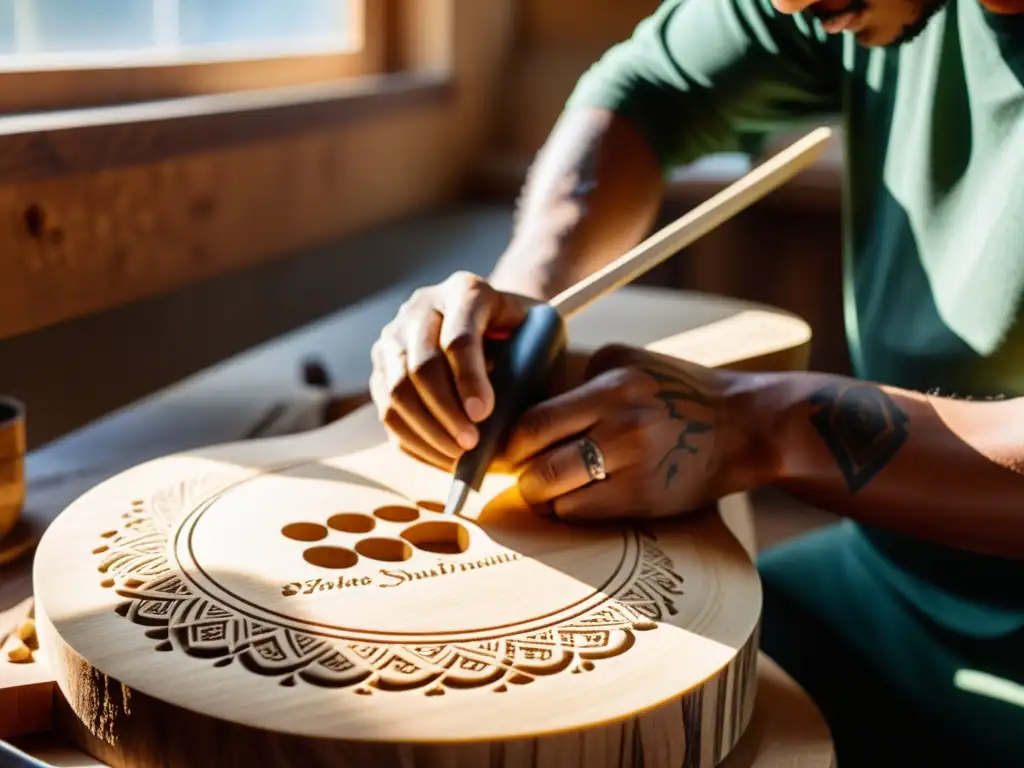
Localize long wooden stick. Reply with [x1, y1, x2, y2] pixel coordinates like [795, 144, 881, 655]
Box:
[550, 126, 834, 318]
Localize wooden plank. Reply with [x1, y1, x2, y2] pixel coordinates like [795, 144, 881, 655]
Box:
[0, 72, 451, 184]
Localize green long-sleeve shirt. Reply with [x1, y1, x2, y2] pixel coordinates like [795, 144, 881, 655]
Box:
[565, 0, 1024, 637]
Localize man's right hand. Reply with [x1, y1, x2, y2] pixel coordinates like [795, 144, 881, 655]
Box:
[369, 271, 531, 470]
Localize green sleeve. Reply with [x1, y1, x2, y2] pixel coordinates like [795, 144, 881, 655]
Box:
[564, 0, 841, 171]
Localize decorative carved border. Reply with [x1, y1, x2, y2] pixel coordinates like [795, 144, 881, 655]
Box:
[95, 475, 687, 696]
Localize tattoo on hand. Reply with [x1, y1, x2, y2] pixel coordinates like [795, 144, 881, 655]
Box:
[641, 364, 715, 488]
[808, 383, 909, 493]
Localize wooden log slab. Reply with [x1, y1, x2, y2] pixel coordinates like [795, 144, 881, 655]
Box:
[34, 404, 762, 767]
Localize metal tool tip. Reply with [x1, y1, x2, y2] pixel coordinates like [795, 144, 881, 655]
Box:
[444, 479, 471, 517]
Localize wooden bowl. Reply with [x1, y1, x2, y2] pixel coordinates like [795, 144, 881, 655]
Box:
[0, 395, 26, 543]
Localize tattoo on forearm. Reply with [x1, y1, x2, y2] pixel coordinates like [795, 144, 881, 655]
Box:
[642, 365, 716, 488]
[808, 383, 910, 493]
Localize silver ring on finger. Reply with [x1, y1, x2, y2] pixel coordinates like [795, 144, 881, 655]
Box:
[577, 436, 608, 482]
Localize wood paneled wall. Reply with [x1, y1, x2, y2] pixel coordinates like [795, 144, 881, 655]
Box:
[0, 0, 513, 342]
[0, 0, 517, 445]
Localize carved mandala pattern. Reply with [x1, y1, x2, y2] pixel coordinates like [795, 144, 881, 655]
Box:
[95, 476, 686, 696]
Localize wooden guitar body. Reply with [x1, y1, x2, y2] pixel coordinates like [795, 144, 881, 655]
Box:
[31, 289, 818, 768]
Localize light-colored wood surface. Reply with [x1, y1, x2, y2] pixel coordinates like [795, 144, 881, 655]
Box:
[30, 301, 810, 765]
[10, 284, 819, 766]
[34, 410, 762, 764]
[550, 129, 833, 318]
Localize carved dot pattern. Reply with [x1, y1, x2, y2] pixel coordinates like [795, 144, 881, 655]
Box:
[285, 502, 468, 569]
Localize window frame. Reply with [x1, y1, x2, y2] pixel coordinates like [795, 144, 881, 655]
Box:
[0, 0, 389, 115]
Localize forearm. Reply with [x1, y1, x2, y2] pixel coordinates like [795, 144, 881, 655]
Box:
[488, 107, 665, 300]
[740, 371, 1024, 557]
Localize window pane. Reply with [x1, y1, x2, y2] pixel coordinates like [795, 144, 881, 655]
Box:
[0, 4, 15, 55]
[179, 0, 349, 50]
[0, 0, 155, 55]
[0, 0, 351, 62]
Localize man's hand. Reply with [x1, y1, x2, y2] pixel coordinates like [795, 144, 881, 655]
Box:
[501, 344, 760, 521]
[369, 271, 533, 470]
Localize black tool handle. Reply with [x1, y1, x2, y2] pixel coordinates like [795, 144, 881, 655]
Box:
[453, 303, 567, 492]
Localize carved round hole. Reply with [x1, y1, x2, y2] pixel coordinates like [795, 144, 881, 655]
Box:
[415, 500, 445, 514]
[373, 505, 420, 523]
[326, 513, 376, 534]
[282, 522, 328, 542]
[401, 521, 471, 555]
[354, 537, 413, 563]
[303, 546, 358, 569]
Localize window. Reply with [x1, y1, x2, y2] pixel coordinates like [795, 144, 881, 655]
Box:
[0, 0, 385, 114]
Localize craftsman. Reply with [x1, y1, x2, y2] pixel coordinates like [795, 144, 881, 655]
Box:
[367, 0, 1024, 764]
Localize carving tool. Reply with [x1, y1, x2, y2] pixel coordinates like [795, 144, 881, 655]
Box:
[442, 126, 833, 517]
[443, 302, 568, 516]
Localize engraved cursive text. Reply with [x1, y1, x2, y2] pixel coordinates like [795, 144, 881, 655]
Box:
[281, 552, 523, 597]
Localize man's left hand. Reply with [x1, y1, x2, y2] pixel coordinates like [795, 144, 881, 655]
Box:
[501, 344, 760, 521]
